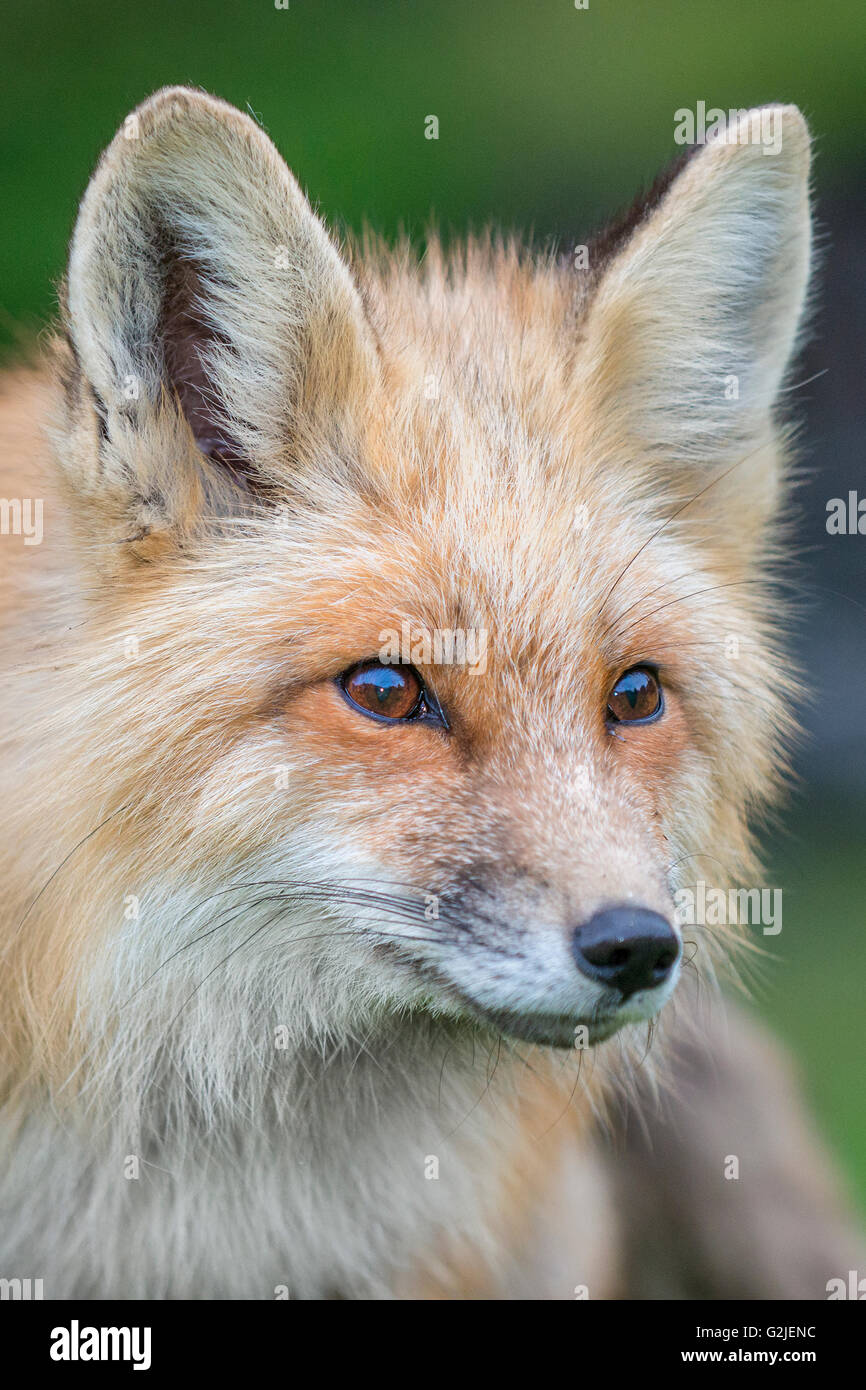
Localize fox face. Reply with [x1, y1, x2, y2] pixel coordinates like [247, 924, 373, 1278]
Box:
[15, 88, 810, 1092]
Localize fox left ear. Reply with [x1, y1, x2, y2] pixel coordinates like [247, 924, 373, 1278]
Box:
[576, 105, 812, 531]
[61, 86, 379, 545]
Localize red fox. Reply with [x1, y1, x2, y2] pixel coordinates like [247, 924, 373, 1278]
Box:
[0, 88, 861, 1298]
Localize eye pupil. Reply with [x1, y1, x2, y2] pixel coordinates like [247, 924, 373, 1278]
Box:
[607, 667, 662, 724]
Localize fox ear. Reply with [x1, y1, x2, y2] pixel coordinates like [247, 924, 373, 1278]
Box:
[577, 105, 812, 530]
[63, 87, 378, 536]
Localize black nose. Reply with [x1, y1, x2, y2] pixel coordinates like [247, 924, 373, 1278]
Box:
[572, 906, 680, 999]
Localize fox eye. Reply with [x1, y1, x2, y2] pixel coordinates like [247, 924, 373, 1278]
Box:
[607, 667, 663, 724]
[339, 662, 444, 725]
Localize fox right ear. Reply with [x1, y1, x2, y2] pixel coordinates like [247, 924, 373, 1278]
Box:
[62, 87, 378, 541]
[573, 105, 812, 545]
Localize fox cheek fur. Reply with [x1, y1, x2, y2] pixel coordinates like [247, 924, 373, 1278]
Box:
[0, 88, 821, 1297]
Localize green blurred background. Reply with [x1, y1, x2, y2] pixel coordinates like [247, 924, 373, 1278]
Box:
[2, 0, 864, 1207]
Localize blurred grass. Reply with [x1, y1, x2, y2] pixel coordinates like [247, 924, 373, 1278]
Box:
[3, 0, 866, 349]
[1, 0, 864, 1206]
[755, 809, 866, 1211]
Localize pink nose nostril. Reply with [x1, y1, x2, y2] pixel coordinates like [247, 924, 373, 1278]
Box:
[572, 906, 680, 999]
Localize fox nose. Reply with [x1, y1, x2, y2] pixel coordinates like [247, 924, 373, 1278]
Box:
[572, 906, 680, 999]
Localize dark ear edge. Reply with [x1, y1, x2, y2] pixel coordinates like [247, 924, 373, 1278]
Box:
[583, 143, 703, 285]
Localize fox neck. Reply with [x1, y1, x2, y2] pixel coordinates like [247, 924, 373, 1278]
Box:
[6, 997, 562, 1298]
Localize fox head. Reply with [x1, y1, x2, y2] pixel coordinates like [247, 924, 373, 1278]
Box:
[13, 89, 811, 1098]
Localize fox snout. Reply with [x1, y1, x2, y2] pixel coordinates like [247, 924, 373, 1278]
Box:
[572, 906, 681, 999]
[419, 839, 682, 1048]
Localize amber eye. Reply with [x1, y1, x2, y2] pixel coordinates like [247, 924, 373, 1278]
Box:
[339, 662, 431, 723]
[607, 666, 663, 724]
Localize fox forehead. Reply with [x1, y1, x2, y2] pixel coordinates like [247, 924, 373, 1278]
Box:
[352, 242, 605, 514]
[365, 235, 581, 420]
[138, 462, 706, 708]
[245, 242, 744, 685]
[210, 250, 688, 658]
